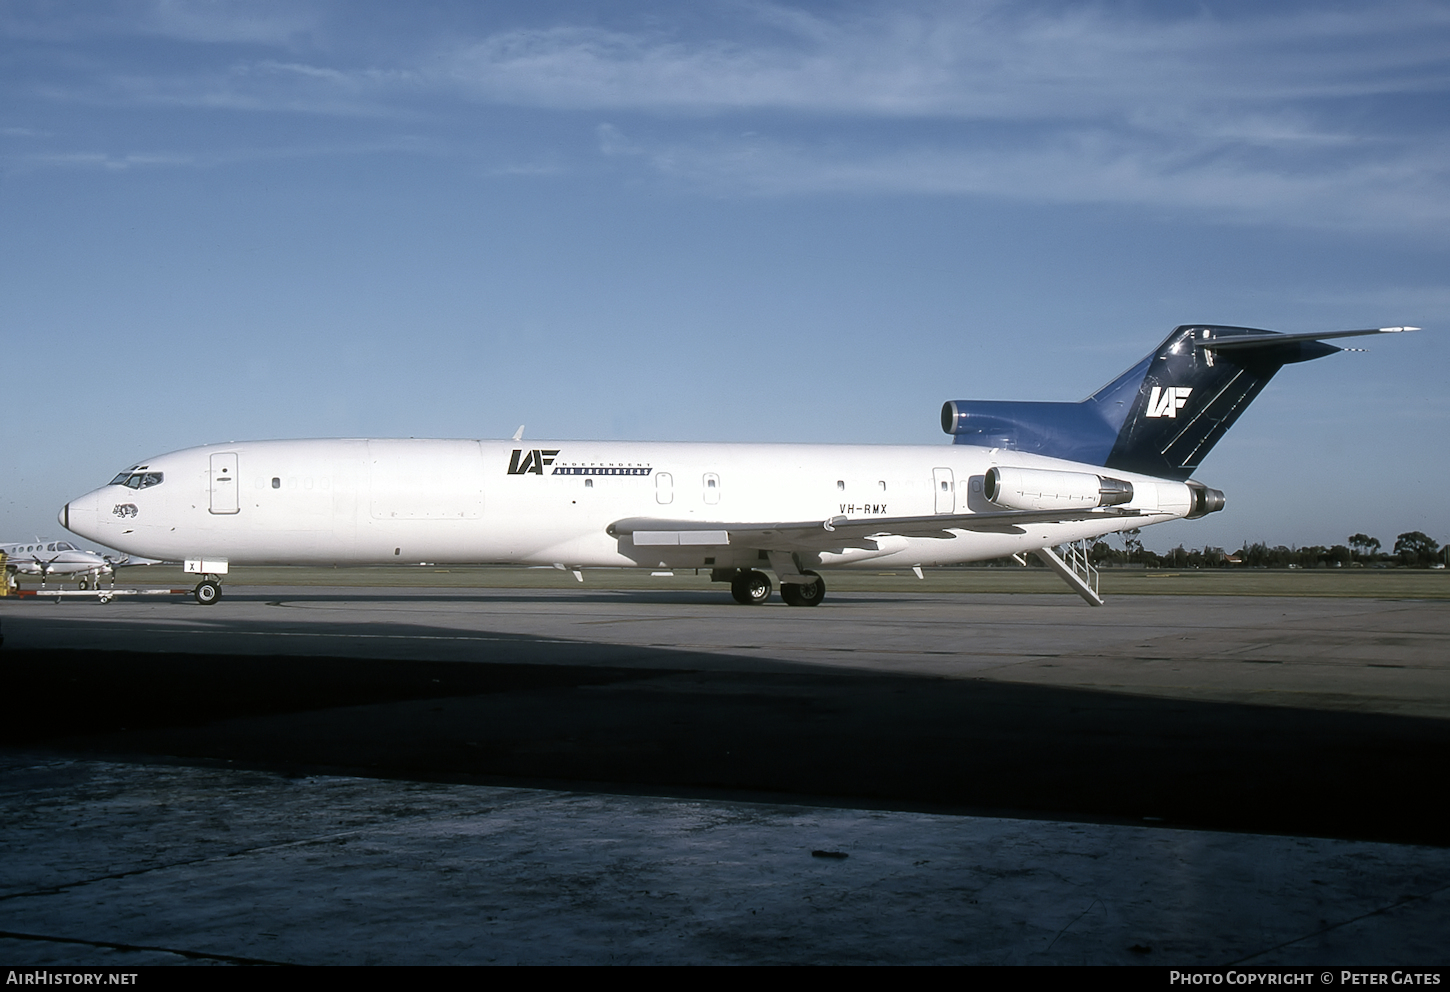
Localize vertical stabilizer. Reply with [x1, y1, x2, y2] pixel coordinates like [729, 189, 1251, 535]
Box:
[943, 324, 1414, 479]
[1096, 325, 1337, 480]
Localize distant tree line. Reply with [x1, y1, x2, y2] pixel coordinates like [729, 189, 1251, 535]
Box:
[1078, 529, 1446, 569]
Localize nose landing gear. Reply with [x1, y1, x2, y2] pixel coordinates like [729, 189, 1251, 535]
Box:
[193, 579, 222, 605]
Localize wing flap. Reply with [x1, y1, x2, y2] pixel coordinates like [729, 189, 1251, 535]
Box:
[632, 530, 731, 546]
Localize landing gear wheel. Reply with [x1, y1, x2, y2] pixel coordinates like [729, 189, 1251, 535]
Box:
[194, 579, 222, 605]
[730, 569, 773, 605]
[780, 571, 825, 607]
[78, 578, 89, 590]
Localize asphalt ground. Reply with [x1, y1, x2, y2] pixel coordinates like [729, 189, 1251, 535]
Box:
[4, 755, 1448, 966]
[1, 580, 1447, 964]
[40, 561, 1450, 597]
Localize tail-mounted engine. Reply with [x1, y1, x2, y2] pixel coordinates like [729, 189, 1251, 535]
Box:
[984, 466, 1135, 512]
[1186, 481, 1226, 519]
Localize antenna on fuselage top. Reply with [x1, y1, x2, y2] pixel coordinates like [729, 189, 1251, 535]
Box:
[512, 425, 525, 441]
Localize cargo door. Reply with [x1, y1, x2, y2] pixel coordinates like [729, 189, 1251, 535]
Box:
[368, 440, 484, 520]
[210, 452, 240, 514]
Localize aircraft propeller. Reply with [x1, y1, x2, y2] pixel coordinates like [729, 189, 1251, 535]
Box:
[99, 553, 129, 584]
[31, 554, 55, 586]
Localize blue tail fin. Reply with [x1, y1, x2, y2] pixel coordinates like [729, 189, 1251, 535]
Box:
[942, 324, 1409, 480]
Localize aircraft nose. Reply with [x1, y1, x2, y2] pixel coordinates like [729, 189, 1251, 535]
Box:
[60, 491, 102, 541]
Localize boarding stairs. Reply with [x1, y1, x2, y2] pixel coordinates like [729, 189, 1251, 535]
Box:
[1033, 539, 1104, 607]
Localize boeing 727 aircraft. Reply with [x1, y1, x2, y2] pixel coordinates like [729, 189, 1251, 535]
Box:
[59, 324, 1417, 606]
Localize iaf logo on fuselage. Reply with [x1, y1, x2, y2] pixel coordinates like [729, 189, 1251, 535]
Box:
[507, 449, 653, 477]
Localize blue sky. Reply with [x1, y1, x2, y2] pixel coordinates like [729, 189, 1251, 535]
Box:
[2, 0, 1446, 554]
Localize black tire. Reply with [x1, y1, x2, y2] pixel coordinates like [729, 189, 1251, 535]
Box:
[730, 569, 772, 605]
[78, 578, 89, 590]
[780, 571, 825, 607]
[194, 580, 222, 606]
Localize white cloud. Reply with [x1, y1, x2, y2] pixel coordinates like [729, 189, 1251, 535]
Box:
[31, 59, 421, 118]
[1, 0, 320, 45]
[3, 137, 438, 174]
[440, 3, 1450, 119]
[596, 125, 1450, 234]
[9, 2, 1450, 233]
[138, 0, 318, 45]
[54, 3, 1446, 124]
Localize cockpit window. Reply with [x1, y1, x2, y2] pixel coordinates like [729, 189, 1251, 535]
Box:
[110, 471, 163, 489]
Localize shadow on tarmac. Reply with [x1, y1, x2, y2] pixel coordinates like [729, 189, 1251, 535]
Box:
[4, 637, 1448, 847]
[224, 588, 939, 607]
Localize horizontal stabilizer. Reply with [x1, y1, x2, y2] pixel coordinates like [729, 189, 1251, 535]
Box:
[1195, 326, 1419, 351]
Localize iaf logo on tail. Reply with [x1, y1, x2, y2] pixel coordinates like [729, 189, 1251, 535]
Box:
[1146, 386, 1192, 419]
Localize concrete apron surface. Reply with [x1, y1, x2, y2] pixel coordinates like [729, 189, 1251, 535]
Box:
[2, 755, 1448, 967]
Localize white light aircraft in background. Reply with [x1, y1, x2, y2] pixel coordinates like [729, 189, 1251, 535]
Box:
[2, 538, 128, 589]
[59, 324, 1419, 606]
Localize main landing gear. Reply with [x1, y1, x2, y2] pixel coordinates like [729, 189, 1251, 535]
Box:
[193, 579, 222, 605]
[780, 571, 825, 607]
[730, 569, 772, 605]
[722, 568, 826, 607]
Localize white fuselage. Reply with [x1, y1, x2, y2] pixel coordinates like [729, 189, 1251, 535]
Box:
[60, 438, 1193, 572]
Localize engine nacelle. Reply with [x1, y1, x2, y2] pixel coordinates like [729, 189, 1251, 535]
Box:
[984, 466, 1135, 511]
[1186, 482, 1226, 519]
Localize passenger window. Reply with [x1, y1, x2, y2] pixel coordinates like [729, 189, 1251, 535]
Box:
[837, 480, 845, 490]
[272, 478, 281, 489]
[585, 479, 593, 488]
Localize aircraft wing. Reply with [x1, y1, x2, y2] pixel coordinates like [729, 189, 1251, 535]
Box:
[608, 507, 1142, 553]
